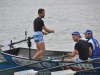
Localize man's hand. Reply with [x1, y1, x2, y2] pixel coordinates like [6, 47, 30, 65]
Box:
[50, 30, 54, 33]
[67, 53, 71, 56]
[43, 32, 49, 35]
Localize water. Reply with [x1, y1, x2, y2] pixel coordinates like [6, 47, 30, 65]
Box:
[0, 0, 100, 75]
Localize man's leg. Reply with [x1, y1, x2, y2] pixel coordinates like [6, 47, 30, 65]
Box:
[35, 43, 42, 59]
[33, 42, 45, 60]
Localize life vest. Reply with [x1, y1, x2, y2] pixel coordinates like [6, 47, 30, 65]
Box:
[87, 37, 100, 58]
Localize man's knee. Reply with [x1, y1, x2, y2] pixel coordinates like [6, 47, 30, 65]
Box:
[38, 49, 45, 54]
[40, 50, 45, 54]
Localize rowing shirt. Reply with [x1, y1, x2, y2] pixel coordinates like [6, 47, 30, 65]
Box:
[74, 40, 89, 60]
[33, 17, 44, 32]
[87, 37, 100, 58]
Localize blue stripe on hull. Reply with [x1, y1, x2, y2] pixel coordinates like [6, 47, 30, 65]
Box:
[1, 52, 100, 74]
[1, 52, 63, 72]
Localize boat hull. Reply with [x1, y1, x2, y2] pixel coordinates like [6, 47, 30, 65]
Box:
[0, 47, 100, 74]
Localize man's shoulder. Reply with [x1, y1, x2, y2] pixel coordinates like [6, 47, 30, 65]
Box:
[88, 39, 93, 42]
[35, 17, 43, 22]
[88, 38, 98, 44]
[77, 40, 88, 44]
[78, 40, 87, 43]
[35, 17, 41, 20]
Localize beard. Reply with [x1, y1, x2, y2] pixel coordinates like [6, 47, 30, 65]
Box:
[41, 15, 45, 18]
[86, 37, 89, 39]
[42, 16, 44, 18]
[74, 40, 77, 42]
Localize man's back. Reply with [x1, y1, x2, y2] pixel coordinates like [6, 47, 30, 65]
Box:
[83, 30, 100, 58]
[88, 38, 100, 58]
[75, 40, 89, 60]
[34, 17, 44, 32]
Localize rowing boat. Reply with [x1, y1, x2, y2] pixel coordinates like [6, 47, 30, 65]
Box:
[0, 47, 100, 73]
[0, 47, 70, 71]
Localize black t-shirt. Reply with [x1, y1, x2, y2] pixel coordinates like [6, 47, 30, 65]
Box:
[33, 17, 44, 32]
[74, 40, 89, 60]
[88, 42, 93, 49]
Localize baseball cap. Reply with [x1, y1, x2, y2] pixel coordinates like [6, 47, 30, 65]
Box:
[72, 31, 82, 38]
[83, 30, 93, 35]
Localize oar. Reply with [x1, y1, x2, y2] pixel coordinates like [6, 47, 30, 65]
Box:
[0, 55, 68, 72]
[7, 32, 50, 46]
[46, 54, 68, 61]
[7, 36, 34, 46]
[38, 58, 100, 72]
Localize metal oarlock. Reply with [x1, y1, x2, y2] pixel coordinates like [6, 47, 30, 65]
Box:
[9, 40, 14, 50]
[25, 31, 27, 42]
[28, 37, 32, 59]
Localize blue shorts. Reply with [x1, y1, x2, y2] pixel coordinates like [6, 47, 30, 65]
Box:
[33, 31, 44, 43]
[75, 58, 83, 63]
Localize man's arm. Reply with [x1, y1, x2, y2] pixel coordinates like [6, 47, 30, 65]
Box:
[42, 25, 54, 33]
[67, 50, 78, 57]
[89, 47, 92, 56]
[99, 44, 100, 47]
[88, 43, 93, 56]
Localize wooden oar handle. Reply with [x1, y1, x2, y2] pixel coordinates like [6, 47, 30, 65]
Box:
[43, 32, 51, 35]
[61, 55, 68, 60]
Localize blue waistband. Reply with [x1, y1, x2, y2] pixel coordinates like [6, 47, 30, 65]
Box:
[34, 31, 43, 35]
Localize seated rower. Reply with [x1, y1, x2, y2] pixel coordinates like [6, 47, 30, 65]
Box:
[83, 30, 100, 59]
[64, 31, 92, 62]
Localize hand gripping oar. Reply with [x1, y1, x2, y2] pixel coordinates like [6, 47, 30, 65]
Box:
[38, 58, 100, 72]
